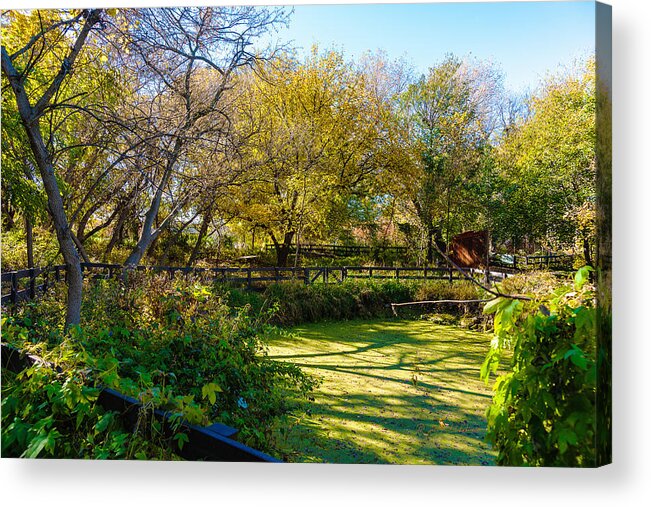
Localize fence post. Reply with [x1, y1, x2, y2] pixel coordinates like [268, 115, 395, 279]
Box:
[247, 269, 252, 290]
[274, 267, 279, 283]
[448, 267, 453, 283]
[304, 268, 309, 285]
[395, 268, 400, 280]
[11, 272, 17, 305]
[29, 268, 36, 299]
[342, 266, 347, 282]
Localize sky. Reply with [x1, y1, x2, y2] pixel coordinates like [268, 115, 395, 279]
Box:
[270, 1, 596, 93]
[17, 0, 597, 93]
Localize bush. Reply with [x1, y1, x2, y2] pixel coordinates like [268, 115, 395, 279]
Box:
[262, 279, 415, 326]
[1, 328, 181, 460]
[2, 275, 317, 458]
[1, 227, 61, 271]
[480, 267, 598, 466]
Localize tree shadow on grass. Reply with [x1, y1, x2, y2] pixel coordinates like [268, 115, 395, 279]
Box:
[268, 319, 497, 465]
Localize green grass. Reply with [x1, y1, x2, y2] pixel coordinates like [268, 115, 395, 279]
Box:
[267, 319, 497, 465]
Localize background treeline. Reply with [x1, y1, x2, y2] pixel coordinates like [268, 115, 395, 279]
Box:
[2, 8, 596, 325]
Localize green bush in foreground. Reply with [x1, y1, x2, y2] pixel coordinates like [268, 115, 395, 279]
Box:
[480, 267, 598, 466]
[1, 275, 317, 459]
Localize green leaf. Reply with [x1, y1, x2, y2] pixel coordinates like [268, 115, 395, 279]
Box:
[95, 413, 113, 433]
[574, 265, 593, 290]
[483, 297, 505, 315]
[201, 382, 222, 405]
[22, 434, 49, 458]
[173, 432, 189, 451]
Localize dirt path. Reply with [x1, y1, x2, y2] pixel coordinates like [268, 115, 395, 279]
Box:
[267, 319, 497, 465]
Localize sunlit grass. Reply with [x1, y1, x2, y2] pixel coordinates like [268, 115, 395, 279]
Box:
[267, 318, 497, 465]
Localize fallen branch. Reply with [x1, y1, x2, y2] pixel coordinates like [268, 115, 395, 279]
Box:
[390, 298, 496, 316]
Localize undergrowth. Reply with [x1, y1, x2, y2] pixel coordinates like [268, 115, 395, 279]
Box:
[1, 274, 317, 459]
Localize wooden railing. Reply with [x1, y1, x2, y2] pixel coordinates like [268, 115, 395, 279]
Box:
[1, 262, 507, 307]
[264, 243, 409, 258]
[490, 253, 575, 271]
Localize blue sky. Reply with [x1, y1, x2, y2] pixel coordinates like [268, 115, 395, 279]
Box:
[271, 1, 596, 93]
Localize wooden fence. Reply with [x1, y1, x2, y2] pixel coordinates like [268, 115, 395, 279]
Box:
[264, 243, 409, 258]
[1, 262, 508, 308]
[490, 253, 575, 271]
[1, 343, 281, 462]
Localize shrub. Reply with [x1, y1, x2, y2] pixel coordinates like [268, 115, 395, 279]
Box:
[480, 267, 598, 466]
[1, 326, 184, 460]
[262, 279, 414, 326]
[0, 227, 61, 271]
[2, 275, 317, 458]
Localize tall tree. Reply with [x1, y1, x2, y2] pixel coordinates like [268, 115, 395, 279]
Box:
[231, 50, 399, 266]
[397, 55, 502, 263]
[2, 9, 104, 327]
[494, 59, 596, 259]
[104, 6, 288, 267]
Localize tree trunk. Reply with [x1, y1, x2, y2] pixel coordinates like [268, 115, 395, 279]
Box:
[2, 50, 83, 328]
[124, 230, 156, 267]
[271, 231, 294, 267]
[124, 137, 184, 267]
[103, 207, 128, 261]
[188, 207, 213, 266]
[583, 231, 593, 268]
[1, 11, 101, 329]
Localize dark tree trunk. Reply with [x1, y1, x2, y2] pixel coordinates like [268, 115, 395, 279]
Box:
[271, 231, 294, 267]
[104, 207, 128, 261]
[188, 207, 213, 266]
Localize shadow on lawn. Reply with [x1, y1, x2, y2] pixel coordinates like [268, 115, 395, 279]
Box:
[268, 319, 497, 465]
[284, 391, 493, 465]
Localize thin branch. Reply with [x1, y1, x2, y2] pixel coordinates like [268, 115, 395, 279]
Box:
[431, 237, 531, 301]
[390, 298, 496, 316]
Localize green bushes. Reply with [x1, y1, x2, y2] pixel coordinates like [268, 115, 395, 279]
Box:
[0, 227, 61, 271]
[216, 278, 482, 327]
[480, 267, 598, 466]
[262, 279, 413, 326]
[2, 275, 317, 458]
[1, 330, 180, 460]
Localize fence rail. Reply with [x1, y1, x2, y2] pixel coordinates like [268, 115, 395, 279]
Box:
[2, 262, 507, 307]
[490, 253, 575, 271]
[264, 243, 409, 258]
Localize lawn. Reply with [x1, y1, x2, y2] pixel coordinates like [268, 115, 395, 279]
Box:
[267, 318, 497, 465]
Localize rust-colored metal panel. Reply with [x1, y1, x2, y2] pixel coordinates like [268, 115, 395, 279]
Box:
[449, 230, 488, 268]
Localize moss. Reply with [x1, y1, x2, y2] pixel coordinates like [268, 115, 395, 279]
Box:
[267, 318, 497, 465]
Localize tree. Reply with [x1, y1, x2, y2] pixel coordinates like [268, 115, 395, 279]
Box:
[230, 49, 400, 266]
[2, 9, 104, 327]
[103, 6, 288, 267]
[397, 55, 503, 263]
[493, 60, 596, 259]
